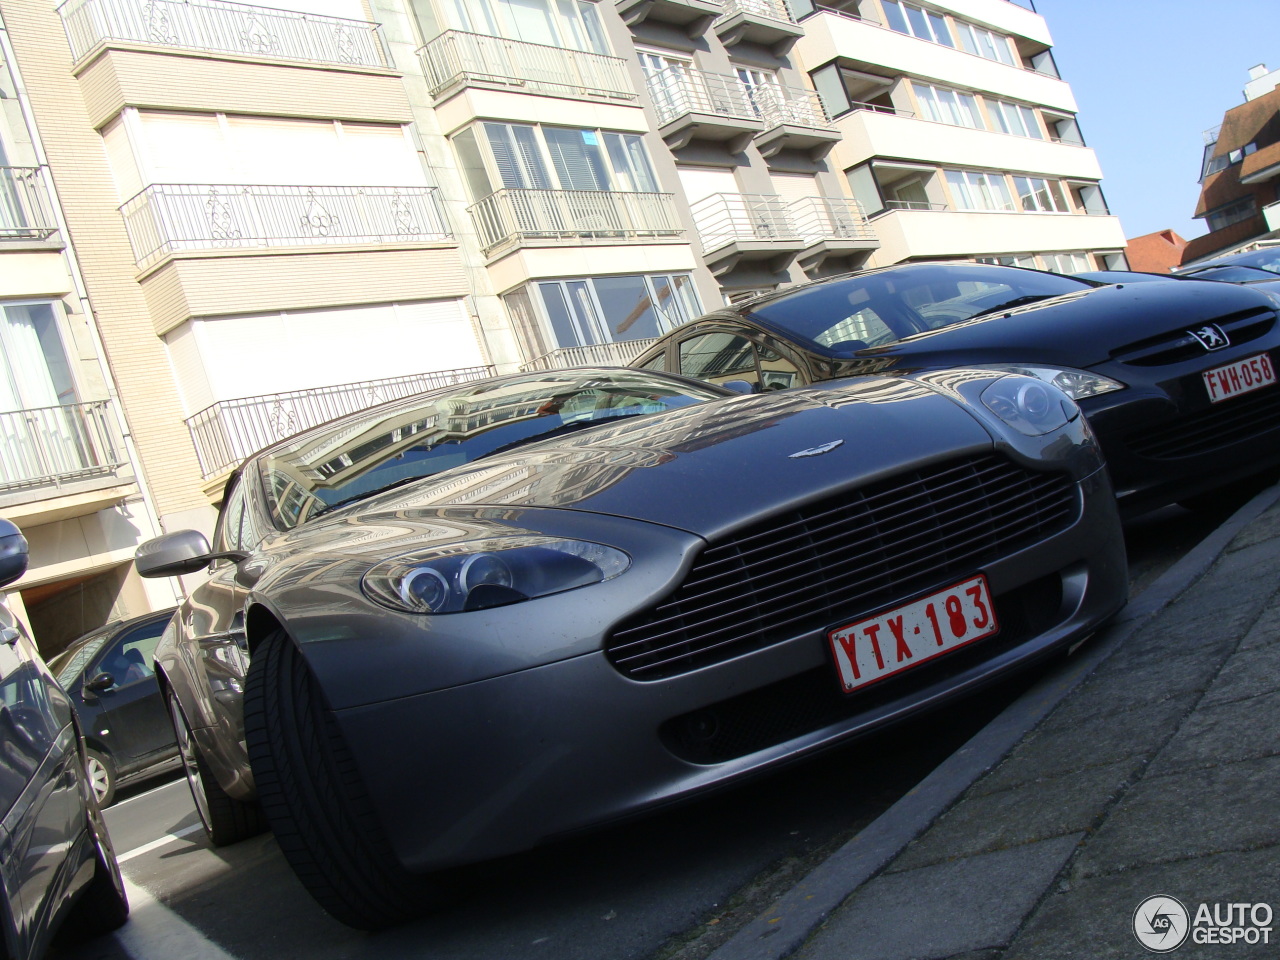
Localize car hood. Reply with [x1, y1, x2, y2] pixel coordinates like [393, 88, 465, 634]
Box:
[834, 279, 1276, 371]
[276, 378, 998, 546]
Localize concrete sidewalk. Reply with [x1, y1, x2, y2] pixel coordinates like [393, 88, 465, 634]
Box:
[711, 485, 1280, 960]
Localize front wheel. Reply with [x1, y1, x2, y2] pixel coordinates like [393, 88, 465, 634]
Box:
[58, 794, 128, 944]
[85, 748, 116, 808]
[244, 629, 439, 929]
[167, 689, 266, 846]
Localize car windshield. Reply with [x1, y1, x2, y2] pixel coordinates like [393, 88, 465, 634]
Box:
[1182, 264, 1279, 283]
[745, 264, 1090, 355]
[257, 368, 728, 531]
[1205, 249, 1280, 276]
[48, 633, 113, 687]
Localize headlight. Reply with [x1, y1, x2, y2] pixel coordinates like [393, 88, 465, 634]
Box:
[971, 363, 1124, 401]
[363, 536, 631, 614]
[980, 376, 1079, 437]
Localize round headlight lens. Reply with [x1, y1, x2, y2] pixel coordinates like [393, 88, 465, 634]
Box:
[981, 375, 1077, 437]
[363, 536, 631, 614]
[971, 363, 1124, 401]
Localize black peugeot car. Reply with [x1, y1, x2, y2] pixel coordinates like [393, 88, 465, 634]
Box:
[633, 262, 1280, 516]
[49, 608, 178, 807]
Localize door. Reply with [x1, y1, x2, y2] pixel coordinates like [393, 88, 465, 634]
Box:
[83, 617, 174, 768]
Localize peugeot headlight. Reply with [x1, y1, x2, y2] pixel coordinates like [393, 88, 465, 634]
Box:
[980, 376, 1079, 437]
[362, 536, 631, 614]
[972, 364, 1124, 401]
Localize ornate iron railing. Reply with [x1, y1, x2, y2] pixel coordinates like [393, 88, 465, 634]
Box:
[119, 183, 451, 268]
[647, 67, 757, 126]
[467, 189, 682, 255]
[717, 0, 796, 24]
[0, 167, 59, 242]
[418, 30, 634, 101]
[519, 338, 658, 372]
[58, 0, 391, 67]
[0, 401, 130, 493]
[185, 367, 496, 478]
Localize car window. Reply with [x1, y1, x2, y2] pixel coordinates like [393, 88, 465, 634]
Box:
[51, 633, 113, 688]
[92, 619, 168, 687]
[757, 344, 802, 390]
[637, 352, 669, 373]
[679, 333, 757, 385]
[213, 479, 247, 555]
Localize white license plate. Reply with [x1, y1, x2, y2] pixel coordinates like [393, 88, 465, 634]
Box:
[828, 575, 998, 695]
[1202, 353, 1276, 403]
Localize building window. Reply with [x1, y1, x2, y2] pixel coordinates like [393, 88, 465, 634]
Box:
[0, 302, 76, 413]
[944, 170, 1014, 211]
[472, 122, 658, 196]
[952, 20, 1017, 65]
[986, 100, 1043, 139]
[881, 1, 953, 46]
[1012, 176, 1069, 212]
[1205, 197, 1257, 233]
[912, 83, 982, 129]
[507, 274, 702, 355]
[1038, 251, 1090, 274]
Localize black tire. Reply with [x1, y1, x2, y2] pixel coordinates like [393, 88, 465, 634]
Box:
[167, 689, 266, 846]
[244, 629, 437, 929]
[59, 797, 128, 943]
[85, 748, 117, 809]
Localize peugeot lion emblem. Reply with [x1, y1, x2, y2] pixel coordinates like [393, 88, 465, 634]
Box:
[1189, 324, 1229, 351]
[789, 440, 845, 459]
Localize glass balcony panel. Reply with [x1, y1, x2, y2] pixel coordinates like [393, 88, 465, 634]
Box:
[58, 0, 391, 68]
[418, 30, 635, 101]
[118, 184, 451, 268]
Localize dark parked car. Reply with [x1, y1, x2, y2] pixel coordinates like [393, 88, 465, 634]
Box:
[48, 608, 178, 807]
[0, 518, 128, 959]
[132, 366, 1126, 929]
[632, 262, 1280, 516]
[1175, 245, 1280, 282]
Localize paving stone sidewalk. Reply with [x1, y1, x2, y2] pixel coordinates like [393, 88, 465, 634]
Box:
[787, 498, 1280, 960]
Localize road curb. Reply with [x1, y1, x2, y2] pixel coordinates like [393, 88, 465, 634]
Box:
[707, 482, 1280, 960]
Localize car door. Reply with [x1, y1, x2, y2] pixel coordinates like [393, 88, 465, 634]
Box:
[82, 617, 173, 768]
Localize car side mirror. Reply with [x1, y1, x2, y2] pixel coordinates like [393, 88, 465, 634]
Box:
[135, 529, 215, 578]
[721, 379, 756, 395]
[0, 518, 29, 589]
[84, 673, 116, 694]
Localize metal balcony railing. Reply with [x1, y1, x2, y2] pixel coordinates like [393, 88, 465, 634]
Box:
[519, 338, 658, 372]
[787, 196, 874, 244]
[467, 189, 682, 255]
[185, 367, 496, 478]
[119, 183, 451, 268]
[0, 167, 60, 242]
[647, 67, 757, 126]
[58, 0, 391, 67]
[418, 30, 634, 101]
[882, 199, 947, 211]
[0, 401, 130, 493]
[690, 193, 799, 253]
[749, 82, 832, 129]
[717, 0, 796, 24]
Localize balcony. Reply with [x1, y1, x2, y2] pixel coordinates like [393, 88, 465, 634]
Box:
[119, 184, 451, 269]
[418, 31, 636, 103]
[789, 196, 877, 272]
[749, 83, 839, 159]
[0, 167, 60, 243]
[185, 367, 495, 479]
[58, 0, 392, 68]
[691, 193, 877, 275]
[0, 401, 133, 504]
[467, 189, 683, 257]
[519, 338, 659, 372]
[647, 68, 763, 152]
[714, 0, 802, 53]
[616, 0, 723, 37]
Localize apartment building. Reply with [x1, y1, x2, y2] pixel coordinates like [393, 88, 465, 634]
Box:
[1183, 64, 1280, 265]
[0, 0, 1121, 641]
[0, 14, 180, 654]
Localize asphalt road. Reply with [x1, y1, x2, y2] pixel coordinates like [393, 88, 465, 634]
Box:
[55, 497, 1248, 960]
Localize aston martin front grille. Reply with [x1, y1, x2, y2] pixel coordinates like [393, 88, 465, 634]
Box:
[1128, 385, 1280, 459]
[606, 455, 1077, 680]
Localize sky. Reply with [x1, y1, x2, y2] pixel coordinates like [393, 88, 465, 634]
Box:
[1032, 0, 1276, 243]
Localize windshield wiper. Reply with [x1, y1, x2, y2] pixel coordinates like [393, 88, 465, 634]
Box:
[968, 294, 1057, 319]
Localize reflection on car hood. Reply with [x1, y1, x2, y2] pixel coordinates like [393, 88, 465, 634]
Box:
[281, 378, 996, 542]
[840, 280, 1276, 370]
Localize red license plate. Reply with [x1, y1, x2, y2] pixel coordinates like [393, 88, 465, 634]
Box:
[1202, 353, 1276, 403]
[828, 575, 998, 694]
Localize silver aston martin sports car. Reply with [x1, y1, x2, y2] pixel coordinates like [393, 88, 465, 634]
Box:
[134, 366, 1127, 929]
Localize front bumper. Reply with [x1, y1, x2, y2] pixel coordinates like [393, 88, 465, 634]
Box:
[331, 466, 1127, 874]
